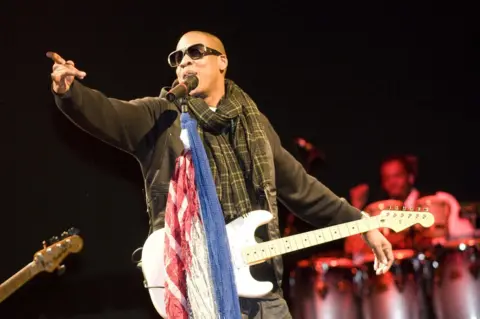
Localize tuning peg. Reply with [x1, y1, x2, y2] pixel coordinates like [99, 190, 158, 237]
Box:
[424, 208, 429, 212]
[409, 207, 414, 211]
[42, 240, 47, 249]
[388, 205, 392, 209]
[402, 206, 406, 211]
[395, 205, 399, 210]
[67, 227, 80, 236]
[417, 207, 422, 211]
[48, 236, 60, 245]
[57, 265, 66, 276]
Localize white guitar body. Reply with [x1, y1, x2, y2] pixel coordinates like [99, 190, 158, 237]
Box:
[141, 208, 434, 318]
[141, 210, 274, 319]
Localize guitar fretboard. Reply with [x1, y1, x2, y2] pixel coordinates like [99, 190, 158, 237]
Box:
[242, 216, 384, 264]
[0, 262, 40, 303]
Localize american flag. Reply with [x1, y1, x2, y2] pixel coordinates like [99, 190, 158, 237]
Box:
[163, 111, 241, 319]
[164, 150, 218, 318]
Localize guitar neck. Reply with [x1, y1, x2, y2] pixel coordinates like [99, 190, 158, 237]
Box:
[243, 215, 383, 264]
[0, 262, 41, 303]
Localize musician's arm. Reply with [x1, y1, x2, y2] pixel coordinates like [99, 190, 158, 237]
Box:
[436, 191, 475, 238]
[53, 80, 168, 155]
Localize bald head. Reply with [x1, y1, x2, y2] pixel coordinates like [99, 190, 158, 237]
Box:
[177, 31, 226, 56]
[173, 30, 229, 106]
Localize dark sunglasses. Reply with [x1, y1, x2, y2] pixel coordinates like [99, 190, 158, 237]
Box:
[167, 43, 223, 68]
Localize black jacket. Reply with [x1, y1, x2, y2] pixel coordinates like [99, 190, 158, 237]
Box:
[53, 80, 363, 289]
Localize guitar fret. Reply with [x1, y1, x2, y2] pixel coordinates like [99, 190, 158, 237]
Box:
[322, 229, 332, 242]
[258, 244, 267, 260]
[308, 232, 318, 246]
[329, 226, 341, 240]
[302, 233, 311, 248]
[275, 239, 284, 255]
[252, 249, 258, 263]
[267, 243, 277, 258]
[291, 236, 300, 250]
[293, 236, 301, 250]
[357, 219, 369, 233]
[295, 235, 306, 249]
[315, 229, 325, 244]
[284, 238, 293, 253]
[338, 223, 349, 238]
[349, 221, 359, 234]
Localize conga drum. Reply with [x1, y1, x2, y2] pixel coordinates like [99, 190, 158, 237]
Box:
[364, 200, 412, 249]
[357, 249, 429, 319]
[426, 237, 480, 319]
[290, 254, 361, 319]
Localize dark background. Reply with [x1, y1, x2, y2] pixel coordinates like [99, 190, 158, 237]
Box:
[6, 1, 478, 318]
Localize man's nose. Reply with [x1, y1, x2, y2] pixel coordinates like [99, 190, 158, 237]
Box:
[179, 54, 193, 68]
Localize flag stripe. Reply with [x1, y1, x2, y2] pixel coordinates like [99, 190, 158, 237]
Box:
[164, 149, 218, 318]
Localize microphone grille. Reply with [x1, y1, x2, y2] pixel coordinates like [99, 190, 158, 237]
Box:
[185, 75, 199, 90]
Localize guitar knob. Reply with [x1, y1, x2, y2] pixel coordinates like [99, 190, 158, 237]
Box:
[57, 264, 66, 276]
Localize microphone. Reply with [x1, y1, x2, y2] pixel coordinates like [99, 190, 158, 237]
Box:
[166, 75, 199, 102]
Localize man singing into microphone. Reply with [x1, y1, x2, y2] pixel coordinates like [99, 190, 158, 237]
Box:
[48, 30, 394, 318]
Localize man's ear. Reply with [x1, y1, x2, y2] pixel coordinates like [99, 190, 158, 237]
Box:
[218, 55, 228, 73]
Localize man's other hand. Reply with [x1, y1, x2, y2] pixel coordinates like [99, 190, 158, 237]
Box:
[362, 229, 394, 275]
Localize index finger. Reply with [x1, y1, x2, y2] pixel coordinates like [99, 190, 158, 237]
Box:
[46, 51, 66, 64]
[385, 246, 394, 268]
[372, 246, 387, 274]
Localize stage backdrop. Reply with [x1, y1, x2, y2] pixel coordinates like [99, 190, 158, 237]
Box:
[5, 1, 478, 318]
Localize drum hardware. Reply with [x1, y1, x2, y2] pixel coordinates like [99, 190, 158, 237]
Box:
[314, 260, 329, 299]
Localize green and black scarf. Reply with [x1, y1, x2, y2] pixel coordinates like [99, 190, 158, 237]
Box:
[184, 79, 273, 220]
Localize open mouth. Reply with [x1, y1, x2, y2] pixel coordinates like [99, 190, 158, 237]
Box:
[183, 71, 197, 80]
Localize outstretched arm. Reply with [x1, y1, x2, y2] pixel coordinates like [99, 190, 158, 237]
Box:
[262, 115, 394, 274]
[49, 52, 169, 155]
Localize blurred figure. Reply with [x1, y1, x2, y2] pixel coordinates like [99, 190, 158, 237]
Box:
[350, 154, 419, 210]
[347, 154, 475, 254]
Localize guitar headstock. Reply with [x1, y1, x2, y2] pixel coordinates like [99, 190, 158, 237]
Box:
[33, 227, 83, 273]
[378, 206, 435, 233]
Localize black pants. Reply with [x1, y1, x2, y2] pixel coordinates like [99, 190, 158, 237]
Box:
[240, 292, 292, 319]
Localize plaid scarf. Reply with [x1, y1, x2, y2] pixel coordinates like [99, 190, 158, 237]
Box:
[185, 79, 272, 220]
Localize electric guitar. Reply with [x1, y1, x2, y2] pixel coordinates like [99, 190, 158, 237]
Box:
[0, 228, 83, 303]
[141, 208, 434, 318]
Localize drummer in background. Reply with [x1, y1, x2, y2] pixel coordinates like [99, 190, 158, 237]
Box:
[350, 154, 420, 210]
[346, 154, 475, 253]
